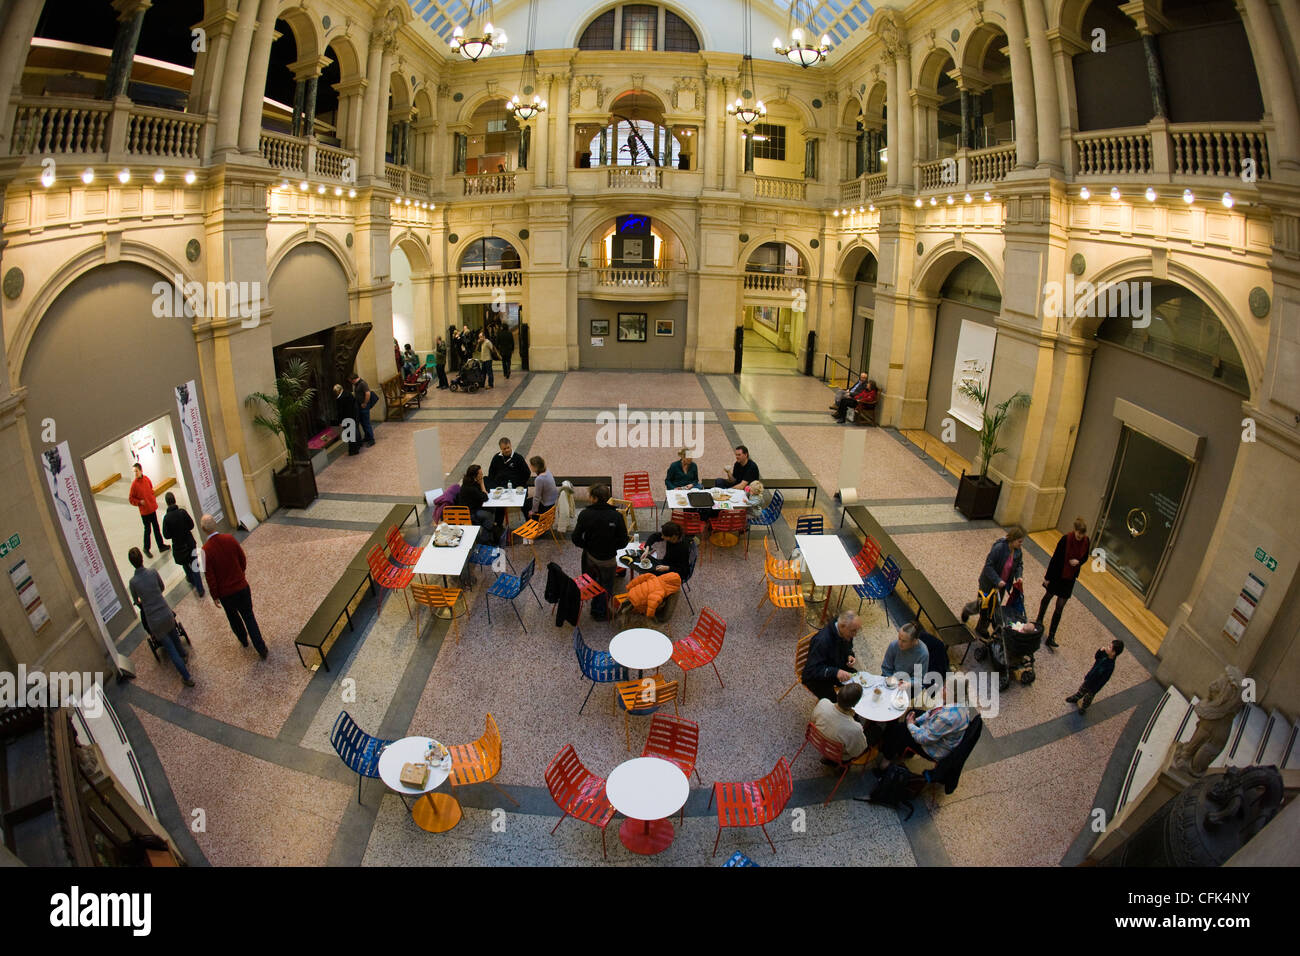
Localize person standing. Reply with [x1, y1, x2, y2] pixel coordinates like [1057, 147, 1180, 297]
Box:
[128, 463, 170, 559]
[434, 336, 449, 389]
[571, 484, 628, 620]
[200, 514, 268, 659]
[333, 384, 362, 455]
[1066, 640, 1125, 713]
[128, 547, 194, 686]
[962, 527, 1025, 638]
[349, 372, 377, 447]
[160, 492, 204, 598]
[494, 323, 515, 380]
[447, 327, 462, 373]
[477, 331, 499, 389]
[1037, 518, 1091, 649]
[801, 610, 860, 702]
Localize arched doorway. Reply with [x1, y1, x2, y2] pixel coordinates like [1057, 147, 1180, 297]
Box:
[741, 241, 808, 372]
[848, 252, 878, 375]
[576, 91, 690, 169]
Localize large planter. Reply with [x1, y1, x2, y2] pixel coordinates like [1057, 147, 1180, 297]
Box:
[273, 461, 318, 510]
[955, 470, 1001, 520]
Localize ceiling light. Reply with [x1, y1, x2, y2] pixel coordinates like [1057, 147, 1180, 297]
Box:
[81, 169, 95, 184]
[185, 170, 197, 185]
[334, 186, 343, 196]
[832, 209, 839, 217]
[153, 169, 165, 184]
[868, 204, 874, 212]
[1145, 187, 1157, 201]
[1110, 186, 1121, 200]
[117, 169, 131, 184]
[929, 197, 937, 206]
[317, 184, 326, 194]
[1221, 192, 1234, 209]
[348, 188, 357, 198]
[1079, 186, 1090, 200]
[946, 195, 954, 205]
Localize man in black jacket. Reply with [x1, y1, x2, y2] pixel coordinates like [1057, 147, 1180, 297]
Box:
[494, 323, 515, 380]
[160, 492, 204, 598]
[571, 484, 628, 620]
[1066, 639, 1124, 713]
[802, 610, 861, 701]
[487, 437, 531, 536]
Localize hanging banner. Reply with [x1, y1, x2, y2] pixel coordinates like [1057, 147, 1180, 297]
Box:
[39, 442, 121, 626]
[174, 380, 225, 524]
[949, 320, 998, 431]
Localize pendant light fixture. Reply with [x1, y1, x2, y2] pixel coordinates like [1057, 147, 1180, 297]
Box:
[506, 0, 546, 121]
[450, 0, 507, 61]
[727, 0, 766, 127]
[774, 0, 831, 67]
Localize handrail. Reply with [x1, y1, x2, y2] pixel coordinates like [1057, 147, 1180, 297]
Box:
[754, 175, 806, 200]
[463, 171, 517, 195]
[594, 267, 672, 287]
[607, 166, 663, 189]
[459, 269, 523, 288]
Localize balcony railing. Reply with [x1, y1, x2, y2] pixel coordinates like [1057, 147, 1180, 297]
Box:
[754, 175, 806, 201]
[743, 273, 805, 292]
[125, 106, 202, 160]
[967, 143, 1016, 184]
[463, 172, 516, 195]
[9, 97, 205, 161]
[10, 100, 111, 155]
[260, 130, 306, 174]
[595, 267, 671, 287]
[1168, 123, 1269, 179]
[607, 166, 664, 189]
[1075, 129, 1153, 176]
[459, 269, 523, 289]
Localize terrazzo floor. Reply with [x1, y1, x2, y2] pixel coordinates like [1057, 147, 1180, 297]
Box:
[108, 369, 1165, 868]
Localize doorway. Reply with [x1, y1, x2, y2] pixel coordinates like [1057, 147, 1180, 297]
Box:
[83, 414, 193, 599]
[1095, 426, 1195, 601]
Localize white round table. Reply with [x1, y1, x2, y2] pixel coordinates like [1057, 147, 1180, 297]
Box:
[609, 628, 672, 673]
[605, 756, 690, 855]
[848, 673, 912, 723]
[377, 735, 460, 833]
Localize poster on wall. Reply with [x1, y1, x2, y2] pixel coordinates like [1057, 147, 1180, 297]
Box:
[175, 380, 225, 525]
[949, 320, 998, 430]
[39, 441, 122, 627]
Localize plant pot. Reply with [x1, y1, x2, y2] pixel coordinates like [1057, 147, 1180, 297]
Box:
[273, 461, 318, 510]
[955, 470, 1001, 520]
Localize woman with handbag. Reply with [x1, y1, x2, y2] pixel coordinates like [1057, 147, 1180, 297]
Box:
[961, 527, 1025, 639]
[1037, 518, 1091, 649]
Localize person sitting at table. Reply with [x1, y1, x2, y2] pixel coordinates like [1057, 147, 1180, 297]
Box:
[487, 437, 530, 490]
[525, 455, 558, 521]
[455, 464, 496, 536]
[665, 448, 700, 490]
[877, 684, 975, 769]
[801, 610, 861, 702]
[643, 521, 689, 578]
[831, 372, 873, 423]
[715, 444, 760, 490]
[881, 622, 930, 684]
[811, 682, 869, 762]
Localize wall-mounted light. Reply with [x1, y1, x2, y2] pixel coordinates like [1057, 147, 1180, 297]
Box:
[1110, 186, 1121, 200]
[1182, 188, 1195, 204]
[1079, 186, 1090, 200]
[1221, 192, 1234, 209]
[117, 169, 131, 184]
[81, 169, 95, 184]
[153, 169, 165, 184]
[184, 170, 197, 185]
[1145, 187, 1157, 201]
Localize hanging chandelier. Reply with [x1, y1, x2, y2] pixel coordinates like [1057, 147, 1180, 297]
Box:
[728, 1, 765, 127]
[450, 0, 507, 61]
[774, 0, 831, 67]
[506, 2, 545, 121]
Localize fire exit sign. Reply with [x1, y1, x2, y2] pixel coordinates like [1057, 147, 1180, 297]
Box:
[0, 533, 19, 557]
[1254, 547, 1278, 572]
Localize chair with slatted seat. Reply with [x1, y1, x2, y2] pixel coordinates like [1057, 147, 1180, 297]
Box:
[670, 607, 726, 702]
[411, 581, 466, 643]
[441, 505, 473, 526]
[745, 490, 784, 552]
[777, 631, 818, 701]
[709, 510, 749, 553]
[763, 536, 802, 585]
[367, 545, 414, 617]
[708, 756, 793, 856]
[855, 554, 902, 620]
[574, 626, 629, 714]
[722, 851, 759, 867]
[330, 710, 396, 804]
[791, 722, 877, 805]
[385, 525, 424, 567]
[793, 513, 824, 536]
[851, 537, 882, 579]
[671, 510, 710, 562]
[756, 577, 805, 637]
[513, 504, 560, 555]
[447, 713, 519, 807]
[641, 713, 702, 823]
[545, 744, 617, 860]
[575, 572, 607, 611]
[613, 675, 680, 752]
[608, 497, 638, 535]
[484, 558, 542, 631]
[467, 543, 513, 582]
[621, 471, 656, 528]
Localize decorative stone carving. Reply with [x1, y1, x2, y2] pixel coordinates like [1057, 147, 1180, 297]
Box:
[972, 0, 985, 27]
[668, 76, 700, 111]
[379, 2, 402, 54]
[1172, 666, 1247, 777]
[876, 10, 906, 60]
[437, 82, 451, 99]
[571, 75, 608, 110]
[630, 73, 644, 92]
[824, 89, 839, 107]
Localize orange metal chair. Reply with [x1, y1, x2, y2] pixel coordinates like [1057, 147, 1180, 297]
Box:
[670, 607, 726, 702]
[792, 722, 878, 805]
[367, 545, 414, 617]
[545, 744, 616, 860]
[641, 713, 702, 823]
[622, 472, 656, 527]
[513, 504, 560, 553]
[411, 581, 465, 643]
[777, 631, 818, 701]
[764, 536, 802, 584]
[442, 505, 473, 526]
[756, 577, 805, 637]
[448, 713, 519, 806]
[708, 756, 793, 856]
[614, 675, 680, 752]
[385, 525, 424, 567]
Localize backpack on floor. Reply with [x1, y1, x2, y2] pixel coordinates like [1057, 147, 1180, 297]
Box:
[860, 764, 924, 820]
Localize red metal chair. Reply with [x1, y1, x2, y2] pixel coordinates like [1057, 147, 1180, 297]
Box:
[385, 525, 424, 567]
[709, 510, 749, 554]
[671, 509, 710, 562]
[641, 713, 702, 823]
[851, 536, 881, 578]
[366, 545, 414, 617]
[791, 722, 877, 805]
[708, 756, 793, 857]
[544, 744, 616, 859]
[622, 471, 656, 527]
[670, 607, 726, 702]
[575, 572, 607, 616]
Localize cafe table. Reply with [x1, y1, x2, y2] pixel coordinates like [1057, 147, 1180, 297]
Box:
[412, 524, 480, 616]
[609, 627, 673, 677]
[377, 735, 460, 833]
[795, 533, 865, 625]
[664, 487, 750, 511]
[605, 756, 690, 855]
[484, 487, 527, 544]
[846, 672, 912, 723]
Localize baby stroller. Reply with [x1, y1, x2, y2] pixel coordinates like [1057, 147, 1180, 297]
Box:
[140, 606, 192, 663]
[449, 357, 484, 393]
[402, 367, 429, 397]
[969, 583, 1041, 690]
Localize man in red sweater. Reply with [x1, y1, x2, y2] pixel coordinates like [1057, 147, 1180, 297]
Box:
[199, 514, 267, 659]
[128, 463, 170, 559]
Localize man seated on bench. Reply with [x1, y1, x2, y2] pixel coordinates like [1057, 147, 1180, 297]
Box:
[831, 373, 877, 423]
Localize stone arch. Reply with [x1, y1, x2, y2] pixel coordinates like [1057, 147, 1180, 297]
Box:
[568, 207, 697, 271]
[274, 3, 322, 64]
[321, 31, 363, 84]
[916, 47, 958, 93]
[392, 230, 431, 276]
[455, 90, 515, 126]
[267, 231, 358, 288]
[388, 65, 415, 117]
[835, 238, 883, 280]
[840, 94, 864, 125]
[911, 239, 1005, 299]
[565, 1, 712, 51]
[413, 87, 434, 121]
[863, 79, 888, 125]
[737, 234, 815, 275]
[1051, 0, 1099, 35]
[452, 231, 530, 271]
[10, 242, 196, 387]
[762, 93, 818, 134]
[958, 20, 1011, 74]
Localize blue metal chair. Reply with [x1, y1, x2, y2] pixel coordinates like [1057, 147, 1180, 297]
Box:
[680, 541, 699, 614]
[574, 626, 629, 715]
[854, 554, 902, 623]
[794, 513, 823, 536]
[723, 850, 760, 867]
[745, 490, 784, 551]
[330, 710, 395, 805]
[468, 542, 514, 579]
[485, 558, 542, 631]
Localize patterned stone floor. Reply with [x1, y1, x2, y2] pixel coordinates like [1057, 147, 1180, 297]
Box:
[106, 369, 1165, 868]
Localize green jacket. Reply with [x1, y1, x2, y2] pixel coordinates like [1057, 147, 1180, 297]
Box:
[435, 342, 446, 365]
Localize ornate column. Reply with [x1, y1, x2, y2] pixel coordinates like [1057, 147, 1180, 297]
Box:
[358, 36, 383, 178]
[372, 42, 395, 177]
[554, 71, 571, 187]
[104, 0, 151, 100]
[213, 0, 260, 154]
[1002, 0, 1038, 169]
[236, 0, 278, 154]
[883, 53, 899, 186]
[535, 74, 552, 187]
[895, 50, 914, 187]
[1022, 0, 1063, 170]
[703, 74, 721, 190]
[1237, 0, 1300, 171]
[723, 78, 739, 191]
[1120, 1, 1171, 117]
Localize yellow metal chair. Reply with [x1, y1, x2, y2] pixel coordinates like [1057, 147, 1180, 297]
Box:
[442, 505, 473, 526]
[756, 578, 805, 637]
[764, 536, 802, 584]
[412, 582, 466, 644]
[448, 713, 519, 806]
[613, 675, 681, 752]
[777, 631, 819, 701]
[513, 504, 560, 554]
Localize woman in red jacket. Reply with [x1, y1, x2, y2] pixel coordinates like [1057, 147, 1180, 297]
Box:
[1037, 517, 1091, 649]
[128, 463, 170, 559]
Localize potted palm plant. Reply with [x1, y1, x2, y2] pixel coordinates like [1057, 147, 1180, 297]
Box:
[954, 381, 1030, 520]
[246, 358, 318, 510]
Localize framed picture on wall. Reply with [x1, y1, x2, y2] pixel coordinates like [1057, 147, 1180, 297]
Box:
[655, 319, 674, 336]
[617, 313, 648, 342]
[590, 319, 610, 336]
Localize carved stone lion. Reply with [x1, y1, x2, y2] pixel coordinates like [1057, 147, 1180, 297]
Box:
[1172, 666, 1246, 777]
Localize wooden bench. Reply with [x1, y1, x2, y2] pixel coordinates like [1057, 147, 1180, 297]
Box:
[763, 477, 818, 509]
[296, 503, 419, 670]
[381, 376, 421, 421]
